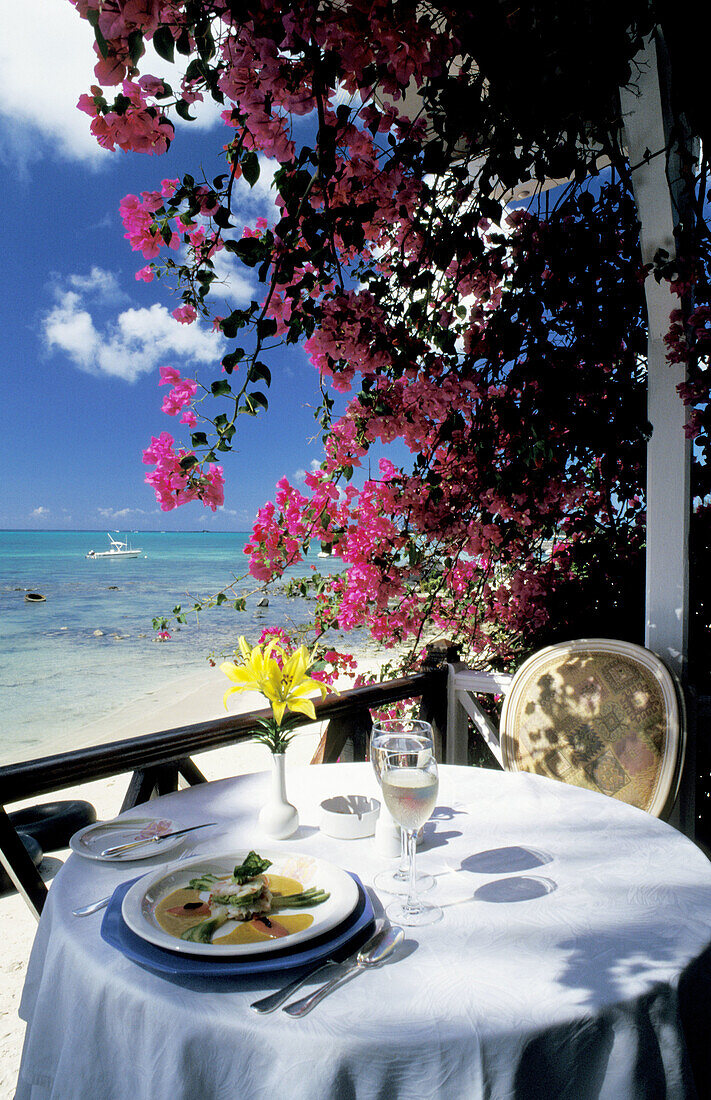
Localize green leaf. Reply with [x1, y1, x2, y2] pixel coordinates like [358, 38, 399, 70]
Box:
[242, 152, 260, 187]
[94, 24, 110, 59]
[153, 25, 175, 63]
[179, 454, 199, 471]
[175, 99, 197, 122]
[248, 361, 272, 386]
[213, 206, 233, 230]
[221, 350, 242, 373]
[175, 28, 192, 55]
[256, 317, 278, 340]
[246, 391, 269, 413]
[127, 30, 144, 67]
[190, 432, 209, 448]
[211, 379, 232, 397]
[224, 237, 263, 265]
[184, 59, 206, 83]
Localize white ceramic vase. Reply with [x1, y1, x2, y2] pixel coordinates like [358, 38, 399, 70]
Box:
[258, 752, 299, 839]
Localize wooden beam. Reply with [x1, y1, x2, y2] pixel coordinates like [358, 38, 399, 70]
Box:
[0, 807, 46, 919]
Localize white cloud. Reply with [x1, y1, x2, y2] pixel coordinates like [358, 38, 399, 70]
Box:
[0, 0, 109, 167]
[208, 249, 258, 307]
[294, 460, 322, 482]
[67, 267, 127, 302]
[97, 507, 148, 520]
[31, 506, 50, 517]
[43, 279, 226, 382]
[0, 0, 224, 171]
[232, 157, 279, 224]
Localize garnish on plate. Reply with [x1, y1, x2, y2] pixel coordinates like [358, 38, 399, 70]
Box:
[154, 851, 331, 945]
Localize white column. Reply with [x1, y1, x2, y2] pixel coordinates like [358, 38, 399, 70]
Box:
[620, 32, 695, 834]
[619, 33, 693, 682]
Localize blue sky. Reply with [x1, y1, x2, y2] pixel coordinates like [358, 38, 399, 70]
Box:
[0, 0, 336, 533]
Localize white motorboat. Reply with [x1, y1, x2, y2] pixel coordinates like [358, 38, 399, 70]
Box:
[86, 534, 144, 560]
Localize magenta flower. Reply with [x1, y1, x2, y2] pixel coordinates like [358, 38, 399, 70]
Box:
[172, 304, 198, 325]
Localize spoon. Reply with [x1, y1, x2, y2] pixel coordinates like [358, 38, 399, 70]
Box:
[282, 924, 404, 1016]
[73, 894, 113, 917]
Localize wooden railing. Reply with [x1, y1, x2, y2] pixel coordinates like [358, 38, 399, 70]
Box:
[0, 661, 449, 920]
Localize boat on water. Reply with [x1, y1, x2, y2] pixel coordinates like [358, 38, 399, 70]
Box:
[86, 534, 144, 560]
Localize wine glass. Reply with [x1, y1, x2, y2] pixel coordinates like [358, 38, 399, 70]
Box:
[380, 740, 442, 926]
[370, 719, 435, 895]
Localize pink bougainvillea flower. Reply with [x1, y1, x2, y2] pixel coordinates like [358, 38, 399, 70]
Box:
[172, 304, 198, 325]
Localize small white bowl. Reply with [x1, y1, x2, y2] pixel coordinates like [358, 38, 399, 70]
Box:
[319, 795, 380, 839]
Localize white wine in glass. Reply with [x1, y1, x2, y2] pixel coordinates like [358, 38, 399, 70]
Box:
[381, 743, 442, 927]
[381, 768, 439, 831]
[370, 719, 435, 894]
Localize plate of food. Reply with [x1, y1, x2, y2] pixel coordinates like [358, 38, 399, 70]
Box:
[121, 849, 361, 956]
[103, 874, 375, 978]
[70, 818, 183, 862]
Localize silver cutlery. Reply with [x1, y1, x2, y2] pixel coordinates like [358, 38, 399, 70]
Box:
[99, 822, 218, 857]
[72, 894, 113, 917]
[250, 958, 341, 1014]
[72, 846, 200, 916]
[250, 922, 395, 1014]
[282, 924, 404, 1017]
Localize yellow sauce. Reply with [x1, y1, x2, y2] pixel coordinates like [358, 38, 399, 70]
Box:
[154, 887, 208, 938]
[264, 873, 303, 897]
[214, 913, 314, 944]
[154, 872, 315, 943]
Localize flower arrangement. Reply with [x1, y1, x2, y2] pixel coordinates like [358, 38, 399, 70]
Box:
[220, 635, 330, 754]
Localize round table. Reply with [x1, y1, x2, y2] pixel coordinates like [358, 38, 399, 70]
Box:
[17, 763, 711, 1100]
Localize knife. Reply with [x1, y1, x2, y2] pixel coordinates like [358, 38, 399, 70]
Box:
[99, 822, 218, 857]
[249, 923, 384, 1014]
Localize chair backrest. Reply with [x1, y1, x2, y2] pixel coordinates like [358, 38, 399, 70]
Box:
[499, 638, 685, 818]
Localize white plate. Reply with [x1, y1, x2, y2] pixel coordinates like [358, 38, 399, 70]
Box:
[121, 850, 361, 957]
[70, 818, 183, 862]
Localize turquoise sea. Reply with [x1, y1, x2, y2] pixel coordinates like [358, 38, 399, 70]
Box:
[0, 530, 352, 766]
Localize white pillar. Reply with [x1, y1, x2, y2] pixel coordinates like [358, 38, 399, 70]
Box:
[620, 32, 695, 834]
[619, 32, 693, 682]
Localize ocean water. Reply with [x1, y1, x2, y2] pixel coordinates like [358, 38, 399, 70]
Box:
[0, 530, 353, 765]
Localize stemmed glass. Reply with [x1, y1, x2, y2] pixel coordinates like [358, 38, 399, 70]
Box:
[380, 738, 442, 926]
[370, 719, 435, 895]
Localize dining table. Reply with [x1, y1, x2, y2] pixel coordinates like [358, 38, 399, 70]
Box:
[16, 761, 711, 1100]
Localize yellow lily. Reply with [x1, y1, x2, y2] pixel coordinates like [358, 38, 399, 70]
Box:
[220, 636, 280, 707]
[220, 636, 329, 730]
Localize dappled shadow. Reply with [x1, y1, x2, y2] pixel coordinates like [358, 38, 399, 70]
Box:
[514, 1014, 615, 1100]
[553, 887, 711, 1013]
[505, 647, 675, 813]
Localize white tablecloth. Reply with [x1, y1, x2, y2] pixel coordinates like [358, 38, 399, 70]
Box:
[17, 763, 711, 1100]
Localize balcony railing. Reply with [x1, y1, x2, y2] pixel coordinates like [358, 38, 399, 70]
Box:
[0, 653, 451, 920]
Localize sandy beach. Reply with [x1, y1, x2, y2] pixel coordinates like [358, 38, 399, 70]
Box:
[0, 647, 400, 1097]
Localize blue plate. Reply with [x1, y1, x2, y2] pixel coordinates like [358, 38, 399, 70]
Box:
[101, 873, 374, 978]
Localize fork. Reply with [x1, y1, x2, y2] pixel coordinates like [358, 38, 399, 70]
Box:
[72, 845, 200, 917]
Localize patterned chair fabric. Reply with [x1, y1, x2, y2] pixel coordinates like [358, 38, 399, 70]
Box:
[499, 639, 685, 819]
